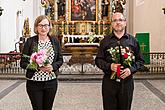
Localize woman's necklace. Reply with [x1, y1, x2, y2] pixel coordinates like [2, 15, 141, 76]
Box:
[39, 36, 49, 43]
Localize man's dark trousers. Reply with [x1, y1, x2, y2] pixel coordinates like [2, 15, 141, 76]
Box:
[102, 75, 134, 110]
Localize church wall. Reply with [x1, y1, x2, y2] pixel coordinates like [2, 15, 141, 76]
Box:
[133, 0, 165, 52]
[1, 0, 165, 53]
[0, 0, 34, 52]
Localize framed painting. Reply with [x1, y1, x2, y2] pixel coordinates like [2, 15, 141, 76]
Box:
[70, 0, 97, 21]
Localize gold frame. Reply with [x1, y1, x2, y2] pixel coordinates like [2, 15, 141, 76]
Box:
[69, 0, 98, 22]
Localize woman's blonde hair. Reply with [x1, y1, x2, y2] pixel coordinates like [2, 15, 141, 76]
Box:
[34, 15, 52, 34]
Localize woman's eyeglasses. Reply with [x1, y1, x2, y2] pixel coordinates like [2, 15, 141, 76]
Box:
[38, 24, 50, 29]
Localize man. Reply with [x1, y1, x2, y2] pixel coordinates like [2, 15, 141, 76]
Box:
[95, 12, 144, 110]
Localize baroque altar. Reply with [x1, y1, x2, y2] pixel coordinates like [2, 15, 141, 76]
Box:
[41, 0, 126, 68]
[62, 35, 103, 68]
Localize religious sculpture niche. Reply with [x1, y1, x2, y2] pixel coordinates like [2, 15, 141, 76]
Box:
[57, 0, 66, 17]
[112, 0, 126, 13]
[101, 0, 109, 17]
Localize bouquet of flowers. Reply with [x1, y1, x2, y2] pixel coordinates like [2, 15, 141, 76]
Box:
[107, 46, 135, 79]
[24, 48, 51, 71]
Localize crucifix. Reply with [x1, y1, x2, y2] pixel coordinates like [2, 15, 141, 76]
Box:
[140, 43, 146, 51]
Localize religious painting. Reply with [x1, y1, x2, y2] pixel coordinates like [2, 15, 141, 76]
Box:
[71, 0, 97, 21]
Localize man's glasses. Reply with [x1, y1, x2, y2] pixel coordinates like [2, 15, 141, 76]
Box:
[112, 19, 126, 23]
[38, 24, 50, 29]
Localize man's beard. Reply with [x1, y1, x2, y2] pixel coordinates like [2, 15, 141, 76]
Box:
[113, 27, 125, 33]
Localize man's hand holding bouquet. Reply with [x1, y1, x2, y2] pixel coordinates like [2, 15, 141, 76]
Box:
[107, 46, 135, 80]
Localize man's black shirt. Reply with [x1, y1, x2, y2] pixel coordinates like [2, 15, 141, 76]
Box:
[95, 32, 144, 78]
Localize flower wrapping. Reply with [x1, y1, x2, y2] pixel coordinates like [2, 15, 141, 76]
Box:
[117, 65, 121, 77]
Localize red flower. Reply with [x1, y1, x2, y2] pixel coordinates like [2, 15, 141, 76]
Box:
[107, 46, 135, 79]
[123, 53, 128, 59]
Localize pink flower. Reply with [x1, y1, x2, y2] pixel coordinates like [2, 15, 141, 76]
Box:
[35, 56, 41, 64]
[38, 49, 46, 56]
[30, 52, 37, 62]
[25, 47, 51, 71]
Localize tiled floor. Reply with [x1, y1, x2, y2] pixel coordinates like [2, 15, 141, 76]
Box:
[0, 79, 165, 110]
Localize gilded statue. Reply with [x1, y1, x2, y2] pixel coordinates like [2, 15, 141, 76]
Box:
[22, 17, 31, 37]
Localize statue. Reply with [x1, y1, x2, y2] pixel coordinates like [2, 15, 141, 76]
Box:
[102, 0, 109, 17]
[22, 17, 31, 38]
[57, 0, 66, 16]
[112, 0, 126, 13]
[41, 0, 49, 8]
[41, 0, 55, 20]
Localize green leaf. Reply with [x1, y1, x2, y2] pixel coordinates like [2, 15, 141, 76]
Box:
[23, 54, 30, 59]
[26, 62, 38, 71]
[44, 59, 49, 65]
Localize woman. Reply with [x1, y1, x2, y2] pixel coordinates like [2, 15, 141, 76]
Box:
[20, 15, 63, 110]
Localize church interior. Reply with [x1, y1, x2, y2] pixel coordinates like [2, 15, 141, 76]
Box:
[0, 0, 165, 73]
[0, 0, 165, 110]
